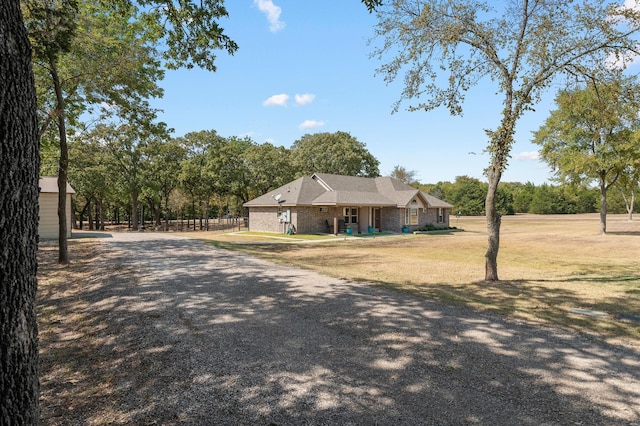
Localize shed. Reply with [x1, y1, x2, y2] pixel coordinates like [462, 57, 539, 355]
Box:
[39, 177, 75, 239]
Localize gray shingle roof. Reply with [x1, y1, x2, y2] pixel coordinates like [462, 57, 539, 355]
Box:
[243, 173, 453, 209]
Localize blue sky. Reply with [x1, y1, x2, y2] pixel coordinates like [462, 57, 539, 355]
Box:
[153, 0, 559, 185]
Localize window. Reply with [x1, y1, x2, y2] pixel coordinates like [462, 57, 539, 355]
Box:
[343, 207, 358, 224]
[438, 208, 444, 223]
[405, 208, 418, 225]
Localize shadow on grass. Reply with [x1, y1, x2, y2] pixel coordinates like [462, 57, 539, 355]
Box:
[205, 239, 640, 341]
[368, 276, 640, 343]
[37, 236, 640, 425]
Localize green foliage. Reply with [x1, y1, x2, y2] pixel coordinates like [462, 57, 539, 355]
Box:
[513, 184, 597, 215]
[512, 182, 536, 213]
[68, 131, 114, 206]
[244, 143, 296, 200]
[28, 0, 165, 135]
[390, 165, 419, 186]
[290, 131, 380, 177]
[533, 75, 640, 231]
[446, 176, 486, 216]
[23, 0, 79, 61]
[422, 181, 453, 203]
[528, 185, 560, 215]
[361, 0, 383, 13]
[103, 0, 237, 72]
[417, 224, 456, 232]
[421, 177, 599, 216]
[533, 77, 640, 189]
[495, 187, 514, 216]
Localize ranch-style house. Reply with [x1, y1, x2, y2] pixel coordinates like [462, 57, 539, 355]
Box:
[244, 173, 454, 234]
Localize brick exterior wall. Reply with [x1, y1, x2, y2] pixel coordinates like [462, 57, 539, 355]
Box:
[248, 207, 283, 233]
[393, 207, 451, 232]
[248, 206, 341, 234]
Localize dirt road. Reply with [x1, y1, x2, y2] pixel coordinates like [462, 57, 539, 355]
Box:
[38, 231, 640, 425]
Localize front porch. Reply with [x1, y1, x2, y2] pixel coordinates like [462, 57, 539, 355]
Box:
[323, 206, 391, 235]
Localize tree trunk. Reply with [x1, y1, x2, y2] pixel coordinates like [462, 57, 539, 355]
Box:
[192, 199, 196, 231]
[71, 197, 78, 229]
[0, 1, 41, 421]
[485, 164, 502, 281]
[599, 176, 607, 235]
[131, 191, 139, 230]
[97, 199, 104, 230]
[87, 200, 94, 231]
[164, 194, 170, 231]
[51, 61, 69, 264]
[205, 200, 210, 231]
[621, 190, 634, 221]
[154, 201, 161, 227]
[71, 204, 77, 229]
[79, 200, 90, 230]
[93, 203, 98, 230]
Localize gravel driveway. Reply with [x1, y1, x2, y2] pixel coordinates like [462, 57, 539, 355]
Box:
[40, 231, 640, 425]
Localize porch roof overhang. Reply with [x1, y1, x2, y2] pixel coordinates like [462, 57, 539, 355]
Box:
[311, 190, 397, 207]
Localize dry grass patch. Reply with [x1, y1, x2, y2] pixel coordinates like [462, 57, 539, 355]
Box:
[204, 214, 640, 346]
[38, 241, 138, 425]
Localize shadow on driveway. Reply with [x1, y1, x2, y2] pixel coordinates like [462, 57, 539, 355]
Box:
[38, 234, 640, 425]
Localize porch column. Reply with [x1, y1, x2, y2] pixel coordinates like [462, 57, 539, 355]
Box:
[333, 215, 338, 235]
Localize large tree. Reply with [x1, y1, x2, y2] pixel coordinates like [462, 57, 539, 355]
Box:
[390, 165, 418, 185]
[68, 132, 114, 230]
[616, 161, 640, 220]
[23, 0, 79, 263]
[244, 142, 296, 200]
[290, 131, 380, 177]
[1, 0, 382, 420]
[532, 76, 640, 234]
[142, 137, 186, 230]
[1, 1, 41, 422]
[177, 130, 226, 230]
[103, 123, 169, 230]
[25, 0, 166, 262]
[371, 0, 640, 280]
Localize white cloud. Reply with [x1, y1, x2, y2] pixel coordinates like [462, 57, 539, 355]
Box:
[254, 0, 285, 33]
[299, 120, 326, 130]
[514, 151, 540, 161]
[295, 93, 315, 106]
[606, 50, 640, 69]
[263, 94, 289, 107]
[603, 1, 640, 68]
[623, 0, 640, 12]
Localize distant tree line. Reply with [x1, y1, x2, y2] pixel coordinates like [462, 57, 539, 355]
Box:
[40, 129, 380, 231]
[420, 176, 634, 217]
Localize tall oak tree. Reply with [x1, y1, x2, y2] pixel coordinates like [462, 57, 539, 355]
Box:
[371, 0, 640, 280]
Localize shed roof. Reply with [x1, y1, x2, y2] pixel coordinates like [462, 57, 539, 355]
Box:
[39, 177, 75, 194]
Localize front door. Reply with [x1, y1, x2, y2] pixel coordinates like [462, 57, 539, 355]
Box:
[373, 208, 381, 230]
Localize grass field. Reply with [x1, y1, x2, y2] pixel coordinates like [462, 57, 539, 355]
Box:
[190, 214, 640, 346]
